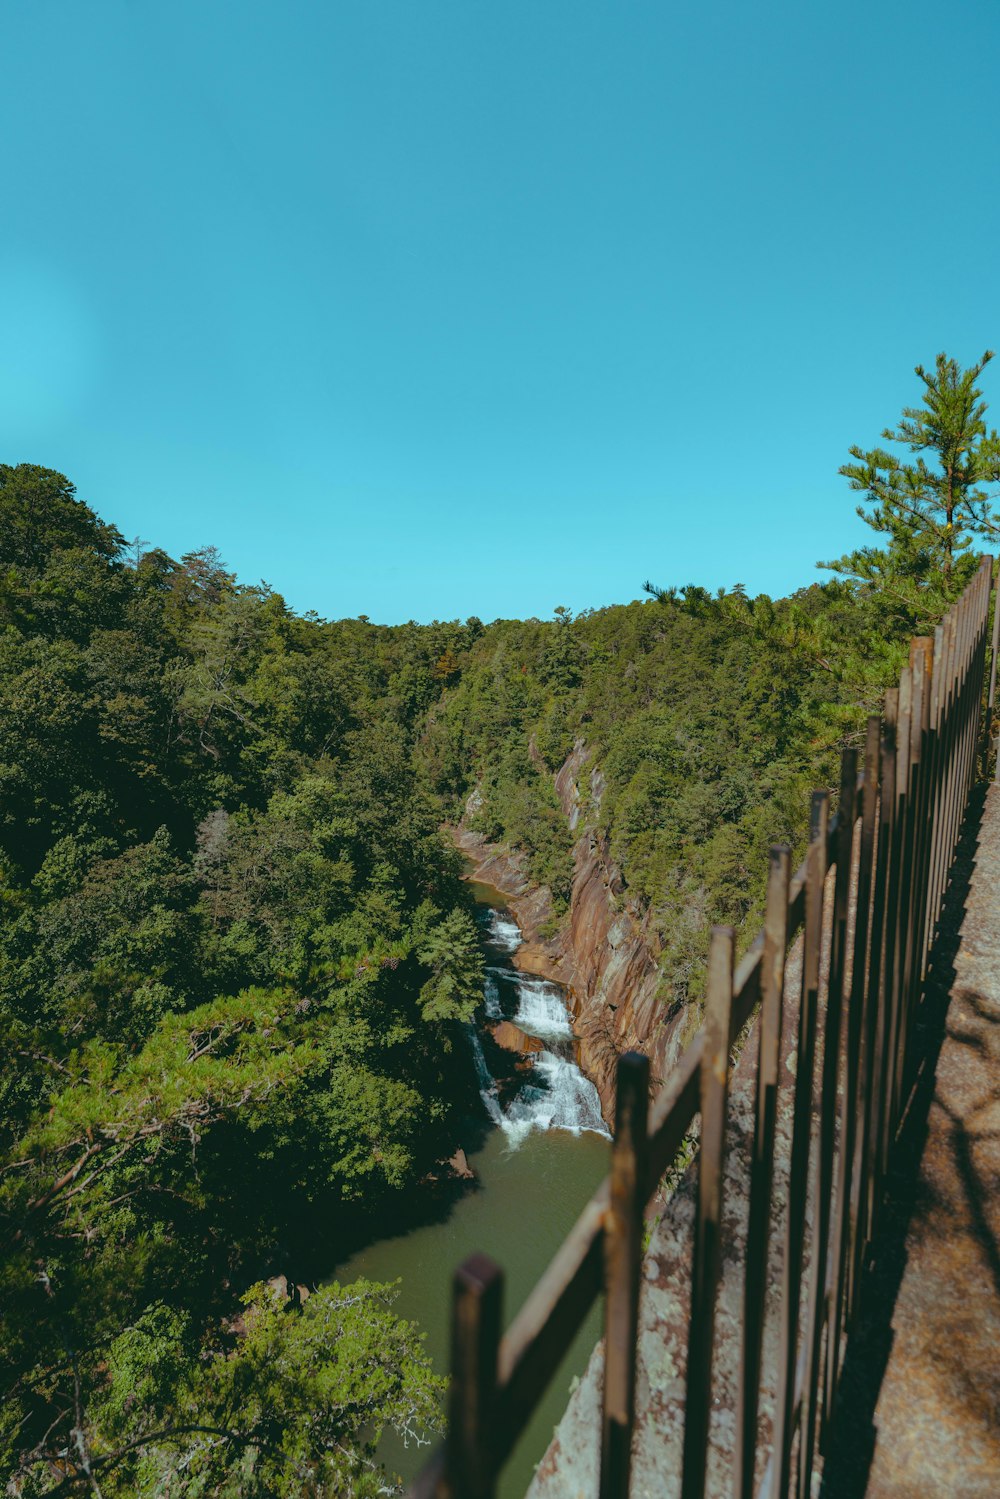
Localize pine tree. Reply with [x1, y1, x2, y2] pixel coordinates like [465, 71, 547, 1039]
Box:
[823, 350, 1000, 601]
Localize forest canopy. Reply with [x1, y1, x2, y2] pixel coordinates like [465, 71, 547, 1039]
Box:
[1, 352, 995, 1496]
[0, 462, 485, 1495]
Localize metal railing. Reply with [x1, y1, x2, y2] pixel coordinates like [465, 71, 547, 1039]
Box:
[409, 555, 997, 1499]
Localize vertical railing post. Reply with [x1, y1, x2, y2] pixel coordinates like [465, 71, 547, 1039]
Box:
[600, 1051, 649, 1499]
[967, 560, 987, 775]
[944, 603, 961, 873]
[909, 641, 935, 1067]
[880, 665, 911, 1172]
[447, 1254, 503, 1499]
[977, 560, 994, 782]
[989, 558, 1000, 780]
[736, 847, 790, 1499]
[947, 590, 969, 868]
[894, 639, 931, 1108]
[773, 793, 828, 1499]
[951, 592, 973, 858]
[799, 752, 856, 1495]
[929, 614, 956, 934]
[970, 560, 993, 786]
[923, 623, 946, 971]
[940, 610, 960, 886]
[835, 717, 879, 1369]
[865, 694, 898, 1254]
[681, 925, 735, 1499]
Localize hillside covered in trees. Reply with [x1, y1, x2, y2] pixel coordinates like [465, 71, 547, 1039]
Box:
[1, 351, 997, 1495]
[0, 464, 489, 1496]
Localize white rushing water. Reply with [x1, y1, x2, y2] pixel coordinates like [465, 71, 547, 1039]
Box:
[499, 1051, 607, 1145]
[473, 906, 607, 1145]
[468, 1025, 505, 1129]
[483, 974, 502, 1020]
[486, 910, 522, 953]
[512, 976, 573, 1041]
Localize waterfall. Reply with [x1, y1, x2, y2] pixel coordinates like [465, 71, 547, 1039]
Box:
[512, 976, 573, 1040]
[485, 910, 522, 953]
[502, 1052, 607, 1143]
[471, 906, 608, 1146]
[483, 974, 502, 1020]
[483, 968, 572, 1037]
[467, 1025, 504, 1129]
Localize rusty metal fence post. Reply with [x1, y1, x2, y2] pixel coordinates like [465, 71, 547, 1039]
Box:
[736, 848, 791, 1499]
[829, 716, 879, 1407]
[798, 752, 855, 1497]
[681, 925, 735, 1499]
[600, 1052, 649, 1499]
[447, 1255, 503, 1499]
[773, 793, 827, 1498]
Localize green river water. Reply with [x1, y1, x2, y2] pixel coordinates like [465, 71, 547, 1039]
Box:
[333, 881, 609, 1498]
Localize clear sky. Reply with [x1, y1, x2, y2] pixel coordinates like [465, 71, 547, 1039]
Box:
[2, 1, 998, 623]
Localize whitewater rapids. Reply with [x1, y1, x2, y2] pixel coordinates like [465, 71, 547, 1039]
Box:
[471, 907, 607, 1146]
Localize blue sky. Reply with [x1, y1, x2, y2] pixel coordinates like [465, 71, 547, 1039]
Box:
[2, 1, 998, 623]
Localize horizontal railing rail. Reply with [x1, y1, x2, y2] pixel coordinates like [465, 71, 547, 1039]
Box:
[408, 554, 996, 1499]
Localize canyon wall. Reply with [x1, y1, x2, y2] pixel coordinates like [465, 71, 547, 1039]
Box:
[453, 740, 691, 1123]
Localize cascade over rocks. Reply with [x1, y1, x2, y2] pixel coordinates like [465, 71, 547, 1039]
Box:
[452, 740, 691, 1125]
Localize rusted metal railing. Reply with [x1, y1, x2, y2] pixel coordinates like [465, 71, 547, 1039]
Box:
[409, 555, 997, 1499]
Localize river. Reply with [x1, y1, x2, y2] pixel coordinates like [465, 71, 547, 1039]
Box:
[333, 879, 609, 1498]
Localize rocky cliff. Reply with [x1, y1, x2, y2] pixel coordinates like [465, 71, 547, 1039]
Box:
[453, 740, 692, 1124]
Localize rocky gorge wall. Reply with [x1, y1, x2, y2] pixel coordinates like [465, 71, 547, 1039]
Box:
[452, 740, 692, 1124]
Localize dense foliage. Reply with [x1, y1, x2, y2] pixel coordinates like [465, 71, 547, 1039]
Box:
[422, 586, 869, 1011]
[2, 352, 995, 1496]
[0, 465, 486, 1494]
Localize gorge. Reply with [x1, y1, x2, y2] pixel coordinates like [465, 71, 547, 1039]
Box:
[454, 739, 696, 1125]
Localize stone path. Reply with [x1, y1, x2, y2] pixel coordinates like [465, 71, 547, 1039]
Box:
[824, 784, 1000, 1499]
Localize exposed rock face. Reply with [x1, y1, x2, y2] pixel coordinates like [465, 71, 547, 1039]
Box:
[453, 741, 691, 1124]
[265, 1274, 312, 1309]
[489, 1019, 544, 1056]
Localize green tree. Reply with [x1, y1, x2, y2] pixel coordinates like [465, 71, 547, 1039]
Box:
[102, 1280, 443, 1497]
[415, 907, 484, 1023]
[6, 1278, 442, 1498]
[0, 464, 124, 574]
[539, 605, 585, 690]
[824, 350, 1000, 604]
